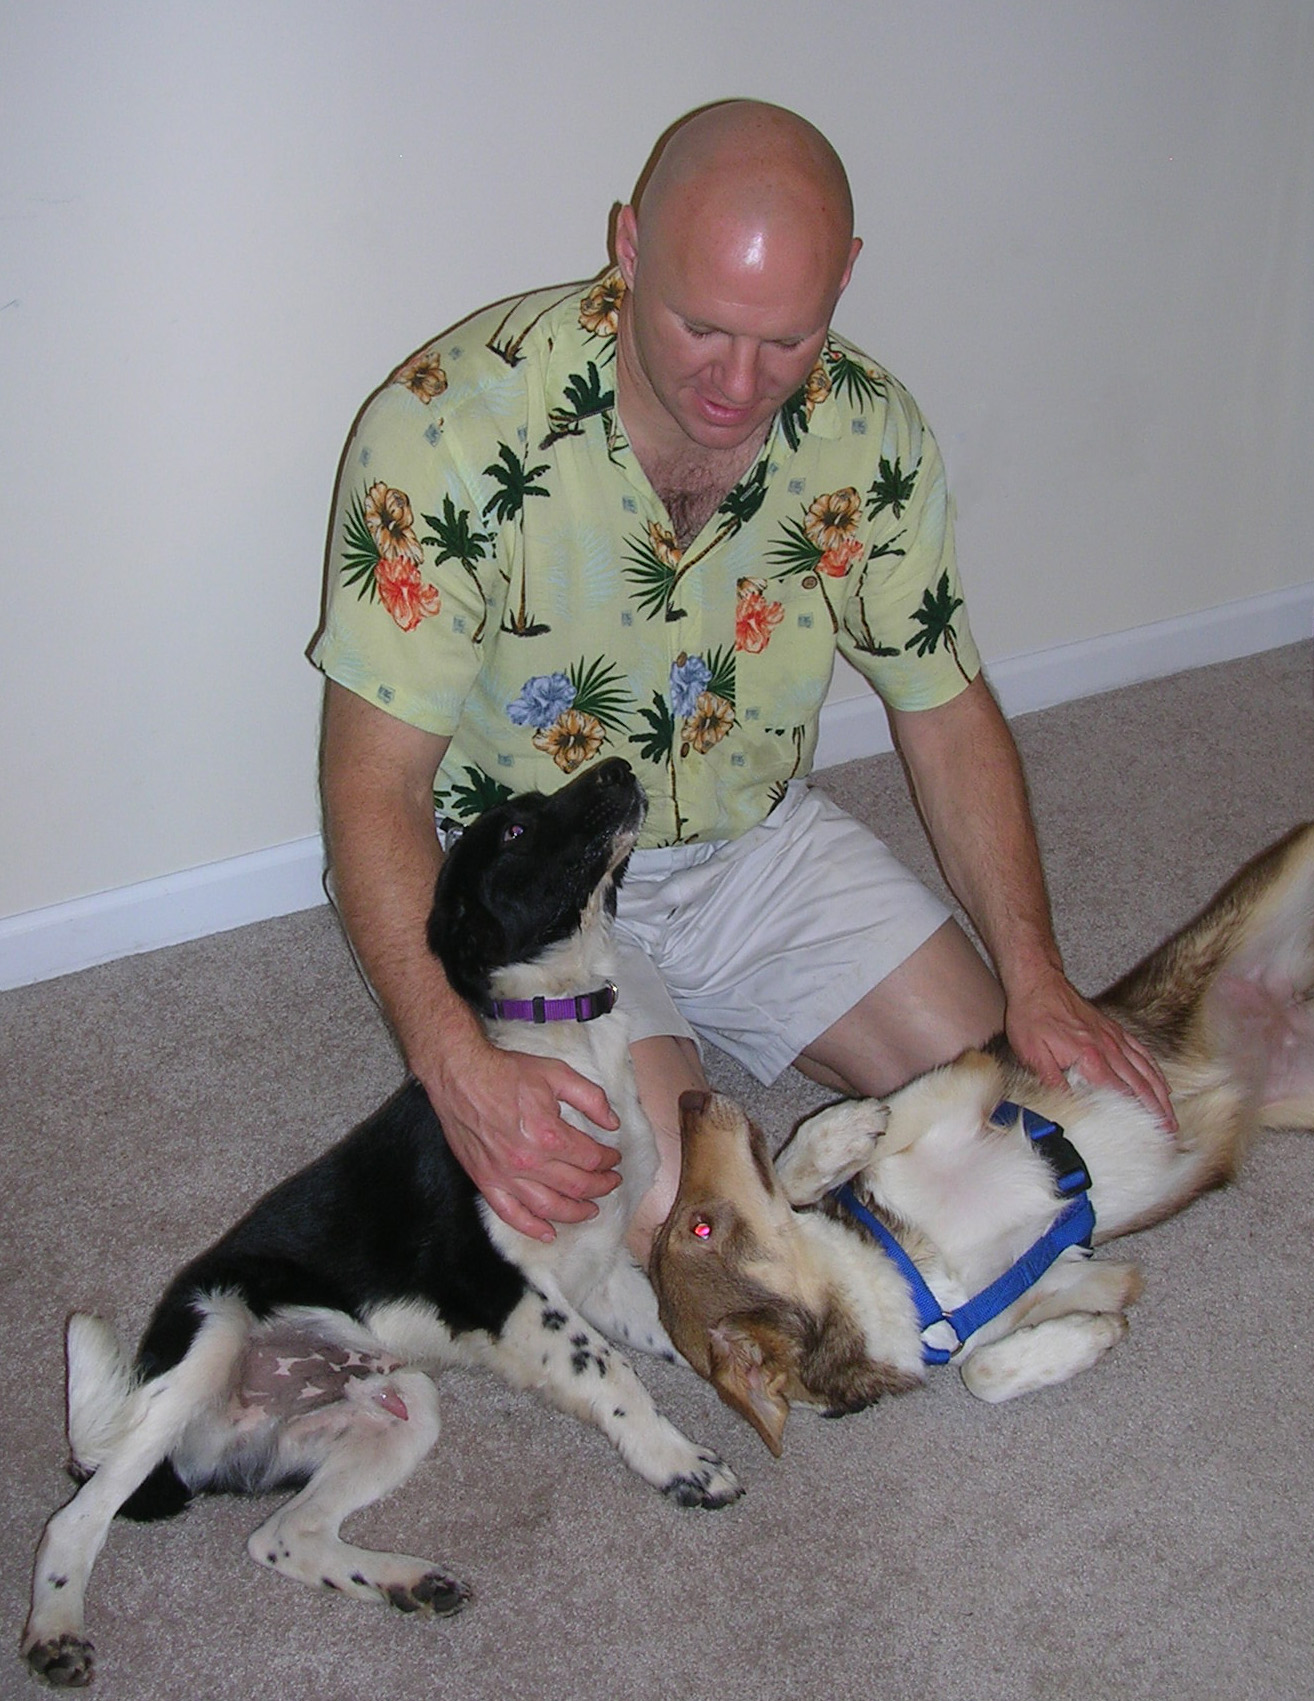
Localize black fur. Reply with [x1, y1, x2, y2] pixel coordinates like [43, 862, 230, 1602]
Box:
[430, 755, 640, 1007]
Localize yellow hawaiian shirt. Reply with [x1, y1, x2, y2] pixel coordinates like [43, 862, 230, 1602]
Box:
[310, 271, 980, 848]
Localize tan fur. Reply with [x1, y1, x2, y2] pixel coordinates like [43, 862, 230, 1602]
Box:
[651, 824, 1314, 1446]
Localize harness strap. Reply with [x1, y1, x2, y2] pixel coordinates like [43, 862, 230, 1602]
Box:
[832, 1099, 1096, 1366]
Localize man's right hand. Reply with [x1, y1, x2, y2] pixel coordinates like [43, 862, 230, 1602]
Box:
[424, 1030, 623, 1242]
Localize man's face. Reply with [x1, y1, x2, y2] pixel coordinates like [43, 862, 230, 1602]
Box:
[616, 206, 857, 455]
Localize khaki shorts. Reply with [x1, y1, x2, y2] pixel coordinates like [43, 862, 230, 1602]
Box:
[612, 780, 951, 1084]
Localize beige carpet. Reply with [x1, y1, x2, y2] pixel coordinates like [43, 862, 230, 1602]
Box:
[2, 641, 1311, 1701]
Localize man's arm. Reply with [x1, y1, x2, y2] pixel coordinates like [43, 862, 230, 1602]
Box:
[319, 680, 624, 1239]
[887, 674, 1176, 1127]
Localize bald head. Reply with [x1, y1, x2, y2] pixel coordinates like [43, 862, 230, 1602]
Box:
[612, 102, 861, 458]
[634, 101, 855, 288]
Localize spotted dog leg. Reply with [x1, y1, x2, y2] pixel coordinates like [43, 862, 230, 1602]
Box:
[247, 1369, 469, 1615]
[465, 1286, 742, 1508]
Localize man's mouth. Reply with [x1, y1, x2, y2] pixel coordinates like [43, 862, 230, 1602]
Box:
[695, 394, 756, 426]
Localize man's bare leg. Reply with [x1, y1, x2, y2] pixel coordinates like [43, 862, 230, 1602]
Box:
[626, 1034, 708, 1258]
[796, 918, 1004, 1096]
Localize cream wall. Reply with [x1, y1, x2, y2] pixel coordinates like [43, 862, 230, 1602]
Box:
[2, 1, 1312, 919]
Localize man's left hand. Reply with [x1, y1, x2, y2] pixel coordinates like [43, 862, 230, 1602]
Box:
[1004, 967, 1178, 1133]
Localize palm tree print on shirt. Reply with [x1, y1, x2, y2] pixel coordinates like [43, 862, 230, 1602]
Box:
[540, 360, 616, 449]
[906, 572, 972, 682]
[867, 454, 918, 519]
[842, 532, 907, 659]
[483, 442, 551, 636]
[822, 342, 887, 410]
[434, 765, 515, 823]
[420, 498, 495, 642]
[629, 650, 734, 843]
[486, 286, 578, 368]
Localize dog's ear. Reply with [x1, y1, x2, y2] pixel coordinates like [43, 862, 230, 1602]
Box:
[775, 1100, 889, 1206]
[707, 1319, 792, 1457]
[427, 847, 508, 1006]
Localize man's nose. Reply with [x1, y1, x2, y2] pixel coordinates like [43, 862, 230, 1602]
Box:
[716, 338, 759, 403]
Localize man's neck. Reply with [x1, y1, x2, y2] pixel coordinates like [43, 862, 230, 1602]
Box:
[617, 392, 767, 552]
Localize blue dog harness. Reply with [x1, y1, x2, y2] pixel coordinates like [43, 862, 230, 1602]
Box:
[831, 1101, 1096, 1366]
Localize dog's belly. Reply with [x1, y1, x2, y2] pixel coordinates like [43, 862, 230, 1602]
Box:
[229, 1322, 407, 1426]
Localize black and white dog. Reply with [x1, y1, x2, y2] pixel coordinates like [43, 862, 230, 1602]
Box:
[24, 757, 739, 1689]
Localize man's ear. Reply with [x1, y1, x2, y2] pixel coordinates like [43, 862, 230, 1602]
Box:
[614, 204, 639, 288]
[775, 1100, 889, 1206]
[837, 234, 862, 296]
[708, 1319, 792, 1457]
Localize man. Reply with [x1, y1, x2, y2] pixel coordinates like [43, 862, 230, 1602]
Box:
[313, 100, 1171, 1250]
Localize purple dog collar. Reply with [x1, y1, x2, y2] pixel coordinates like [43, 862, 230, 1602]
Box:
[483, 982, 619, 1024]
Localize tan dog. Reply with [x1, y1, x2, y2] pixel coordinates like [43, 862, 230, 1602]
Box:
[650, 823, 1314, 1454]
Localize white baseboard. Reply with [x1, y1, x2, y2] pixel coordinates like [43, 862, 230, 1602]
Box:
[3, 583, 1310, 992]
[0, 836, 329, 993]
[812, 581, 1313, 769]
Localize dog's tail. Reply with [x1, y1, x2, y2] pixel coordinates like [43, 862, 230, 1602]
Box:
[64, 1312, 198, 1520]
[66, 1312, 137, 1475]
[1102, 822, 1314, 1128]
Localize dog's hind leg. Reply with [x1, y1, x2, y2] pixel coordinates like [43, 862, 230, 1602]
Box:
[23, 1306, 249, 1687]
[462, 1286, 742, 1508]
[246, 1370, 469, 1617]
[959, 1310, 1129, 1403]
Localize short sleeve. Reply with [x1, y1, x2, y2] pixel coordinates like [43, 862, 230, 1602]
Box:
[836, 379, 981, 711]
[311, 365, 510, 737]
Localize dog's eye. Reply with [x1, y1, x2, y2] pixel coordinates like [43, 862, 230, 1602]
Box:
[501, 822, 526, 843]
[690, 1214, 714, 1241]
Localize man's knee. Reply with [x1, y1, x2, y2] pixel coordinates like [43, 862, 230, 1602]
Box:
[796, 920, 1003, 1097]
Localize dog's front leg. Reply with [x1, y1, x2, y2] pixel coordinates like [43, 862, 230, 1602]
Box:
[776, 1100, 888, 1205]
[481, 1285, 741, 1508]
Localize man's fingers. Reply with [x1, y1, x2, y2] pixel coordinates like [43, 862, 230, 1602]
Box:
[545, 1064, 620, 1133]
[1007, 986, 1179, 1137]
[480, 1184, 557, 1244]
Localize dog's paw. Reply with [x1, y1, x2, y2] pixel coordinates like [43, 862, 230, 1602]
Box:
[383, 1570, 473, 1617]
[24, 1632, 95, 1688]
[662, 1448, 743, 1510]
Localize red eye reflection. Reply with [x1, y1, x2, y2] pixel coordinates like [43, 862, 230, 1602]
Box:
[691, 1215, 712, 1239]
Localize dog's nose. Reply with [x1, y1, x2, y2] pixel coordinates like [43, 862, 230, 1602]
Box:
[595, 757, 632, 786]
[679, 1089, 713, 1120]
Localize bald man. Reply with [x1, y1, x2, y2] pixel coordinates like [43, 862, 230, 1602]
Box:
[314, 101, 1171, 1254]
